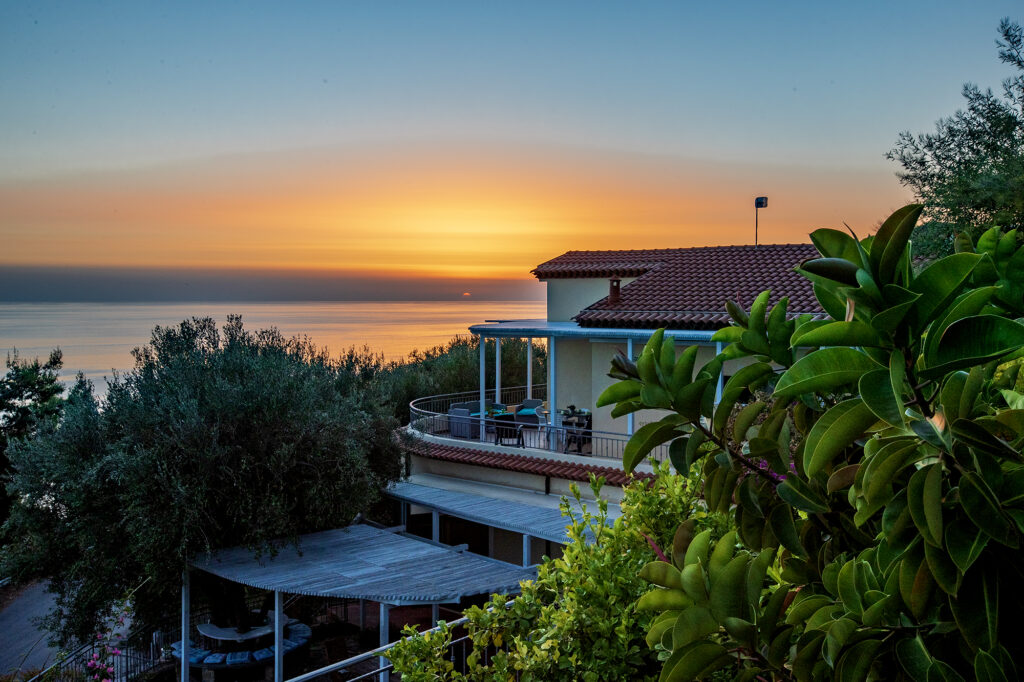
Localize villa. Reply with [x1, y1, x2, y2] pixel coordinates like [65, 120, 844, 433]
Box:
[399, 242, 822, 555]
[171, 242, 824, 682]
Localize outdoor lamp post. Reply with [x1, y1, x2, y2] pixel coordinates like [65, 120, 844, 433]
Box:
[754, 196, 768, 246]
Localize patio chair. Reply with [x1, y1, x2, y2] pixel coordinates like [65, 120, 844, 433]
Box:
[517, 399, 543, 414]
[514, 412, 543, 448]
[494, 413, 519, 445]
[447, 408, 480, 439]
[564, 412, 592, 454]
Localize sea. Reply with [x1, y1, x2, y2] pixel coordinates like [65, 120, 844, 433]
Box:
[0, 300, 545, 393]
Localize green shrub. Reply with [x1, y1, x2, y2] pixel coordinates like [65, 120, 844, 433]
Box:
[599, 205, 1024, 680]
[387, 468, 727, 681]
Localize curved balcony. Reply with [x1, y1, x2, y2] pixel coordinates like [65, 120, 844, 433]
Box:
[408, 386, 666, 464]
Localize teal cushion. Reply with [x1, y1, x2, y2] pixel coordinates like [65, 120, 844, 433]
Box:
[252, 648, 274, 661]
[199, 652, 223, 665]
[225, 651, 251, 665]
[517, 408, 536, 416]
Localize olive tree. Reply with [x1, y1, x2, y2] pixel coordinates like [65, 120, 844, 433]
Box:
[1, 316, 402, 645]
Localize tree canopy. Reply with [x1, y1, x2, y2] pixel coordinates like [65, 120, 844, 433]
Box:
[0, 348, 65, 520]
[887, 18, 1024, 258]
[1, 316, 402, 644]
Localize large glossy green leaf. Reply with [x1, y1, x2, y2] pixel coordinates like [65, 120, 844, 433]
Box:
[928, 660, 968, 682]
[895, 636, 933, 680]
[906, 464, 944, 547]
[871, 204, 922, 284]
[975, 651, 1009, 682]
[623, 419, 682, 473]
[922, 285, 996, 368]
[865, 440, 920, 505]
[791, 321, 884, 348]
[810, 228, 861, 262]
[925, 315, 1024, 378]
[944, 517, 989, 573]
[596, 379, 642, 407]
[710, 554, 749, 622]
[800, 257, 860, 286]
[775, 348, 882, 400]
[749, 290, 771, 336]
[671, 606, 718, 649]
[836, 639, 883, 682]
[859, 369, 903, 427]
[871, 285, 921, 333]
[814, 281, 848, 320]
[769, 504, 806, 557]
[712, 362, 774, 435]
[659, 641, 730, 682]
[804, 398, 878, 477]
[959, 472, 1015, 546]
[909, 252, 984, 329]
[950, 569, 998, 651]
[777, 476, 830, 514]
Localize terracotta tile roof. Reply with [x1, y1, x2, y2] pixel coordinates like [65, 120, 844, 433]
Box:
[403, 437, 653, 487]
[535, 244, 823, 330]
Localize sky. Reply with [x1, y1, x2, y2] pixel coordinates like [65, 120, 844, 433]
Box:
[1, 1, 1020, 301]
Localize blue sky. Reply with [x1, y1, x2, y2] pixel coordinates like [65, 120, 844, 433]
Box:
[0, 1, 1020, 299]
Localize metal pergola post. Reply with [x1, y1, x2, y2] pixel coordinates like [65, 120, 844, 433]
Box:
[526, 337, 533, 398]
[479, 334, 487, 442]
[274, 590, 284, 682]
[379, 603, 392, 682]
[522, 534, 531, 566]
[495, 337, 501, 404]
[180, 571, 189, 682]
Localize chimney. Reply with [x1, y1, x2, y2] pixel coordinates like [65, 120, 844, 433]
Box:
[608, 278, 621, 304]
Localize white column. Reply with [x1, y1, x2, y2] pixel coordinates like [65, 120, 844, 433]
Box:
[432, 510, 440, 543]
[274, 590, 284, 682]
[180, 571, 189, 682]
[495, 337, 502, 404]
[547, 337, 557, 424]
[479, 335, 487, 442]
[522, 534, 531, 566]
[714, 342, 724, 406]
[626, 338, 635, 435]
[526, 338, 533, 398]
[379, 603, 392, 682]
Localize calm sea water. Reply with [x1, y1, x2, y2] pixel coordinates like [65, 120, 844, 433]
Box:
[0, 300, 545, 391]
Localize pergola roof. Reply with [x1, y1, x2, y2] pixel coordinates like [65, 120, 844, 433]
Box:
[387, 480, 620, 544]
[191, 524, 535, 606]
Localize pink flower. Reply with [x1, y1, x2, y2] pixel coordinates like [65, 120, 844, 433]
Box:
[112, 648, 121, 656]
[93, 675, 99, 680]
[107, 667, 114, 674]
[87, 661, 95, 668]
[93, 653, 100, 659]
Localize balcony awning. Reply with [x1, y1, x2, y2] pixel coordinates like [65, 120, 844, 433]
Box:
[387, 479, 620, 544]
[190, 524, 535, 606]
[469, 319, 716, 342]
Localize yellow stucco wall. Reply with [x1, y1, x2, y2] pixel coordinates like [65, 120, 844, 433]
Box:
[554, 338, 592, 411]
[544, 277, 638, 321]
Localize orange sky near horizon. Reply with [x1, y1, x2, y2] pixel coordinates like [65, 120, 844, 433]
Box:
[0, 143, 911, 282]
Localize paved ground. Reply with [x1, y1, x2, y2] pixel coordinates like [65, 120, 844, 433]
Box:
[0, 582, 61, 679]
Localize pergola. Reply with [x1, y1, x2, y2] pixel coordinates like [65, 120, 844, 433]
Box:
[182, 524, 535, 682]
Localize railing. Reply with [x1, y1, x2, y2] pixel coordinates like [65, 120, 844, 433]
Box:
[408, 387, 669, 465]
[26, 639, 163, 682]
[288, 601, 517, 682]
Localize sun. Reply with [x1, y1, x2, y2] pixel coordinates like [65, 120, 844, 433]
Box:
[462, 292, 472, 297]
